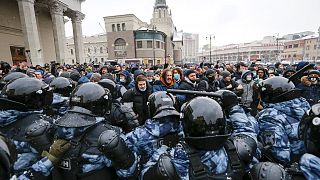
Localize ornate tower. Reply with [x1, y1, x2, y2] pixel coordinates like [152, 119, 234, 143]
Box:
[151, 0, 174, 63]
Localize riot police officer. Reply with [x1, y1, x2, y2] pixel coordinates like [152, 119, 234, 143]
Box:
[20, 82, 139, 180]
[0, 71, 28, 90]
[48, 77, 74, 116]
[125, 91, 182, 165]
[0, 133, 17, 179]
[257, 76, 310, 166]
[0, 77, 54, 176]
[299, 103, 320, 179]
[98, 79, 139, 133]
[142, 96, 257, 180]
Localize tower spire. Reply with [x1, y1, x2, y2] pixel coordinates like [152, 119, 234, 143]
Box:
[155, 0, 167, 8]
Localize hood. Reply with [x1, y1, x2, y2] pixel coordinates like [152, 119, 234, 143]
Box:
[264, 97, 310, 120]
[133, 70, 144, 80]
[241, 70, 252, 80]
[78, 76, 89, 85]
[0, 110, 41, 127]
[300, 76, 319, 86]
[120, 70, 133, 83]
[160, 76, 176, 88]
[183, 77, 197, 87]
[144, 116, 182, 137]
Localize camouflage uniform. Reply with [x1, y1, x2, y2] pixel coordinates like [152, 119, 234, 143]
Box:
[257, 97, 310, 165]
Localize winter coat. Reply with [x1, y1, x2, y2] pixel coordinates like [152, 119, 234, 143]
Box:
[197, 77, 220, 92]
[296, 76, 320, 105]
[152, 78, 179, 92]
[122, 84, 152, 124]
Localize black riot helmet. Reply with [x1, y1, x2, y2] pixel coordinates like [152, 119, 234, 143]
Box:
[147, 91, 180, 119]
[249, 162, 286, 180]
[260, 76, 301, 104]
[2, 72, 28, 83]
[1, 77, 53, 111]
[98, 79, 116, 97]
[0, 72, 28, 90]
[299, 103, 320, 157]
[70, 82, 111, 116]
[182, 97, 229, 150]
[49, 77, 74, 97]
[0, 61, 11, 77]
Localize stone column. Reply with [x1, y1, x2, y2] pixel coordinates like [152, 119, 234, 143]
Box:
[70, 11, 85, 64]
[50, 0, 67, 64]
[17, 0, 43, 66]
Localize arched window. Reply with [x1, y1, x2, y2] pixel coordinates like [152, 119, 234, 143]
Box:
[114, 38, 126, 50]
[114, 38, 127, 58]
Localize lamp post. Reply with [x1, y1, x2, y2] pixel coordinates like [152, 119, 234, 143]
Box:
[152, 25, 157, 65]
[206, 34, 215, 63]
[237, 44, 240, 62]
[273, 34, 279, 62]
[317, 26, 320, 63]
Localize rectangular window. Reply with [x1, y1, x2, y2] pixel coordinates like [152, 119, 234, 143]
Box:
[293, 44, 299, 48]
[161, 42, 164, 49]
[137, 41, 142, 48]
[112, 24, 116, 32]
[306, 45, 310, 50]
[156, 41, 160, 48]
[147, 41, 153, 48]
[70, 49, 73, 55]
[117, 24, 121, 31]
[314, 45, 317, 50]
[157, 60, 161, 64]
[288, 45, 293, 48]
[88, 48, 91, 53]
[100, 47, 103, 53]
[122, 23, 126, 31]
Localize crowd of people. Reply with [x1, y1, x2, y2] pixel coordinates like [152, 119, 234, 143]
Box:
[0, 59, 319, 180]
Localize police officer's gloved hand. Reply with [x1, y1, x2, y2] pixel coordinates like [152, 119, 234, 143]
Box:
[42, 139, 71, 165]
[221, 90, 239, 110]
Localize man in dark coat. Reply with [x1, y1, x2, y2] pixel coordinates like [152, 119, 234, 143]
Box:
[122, 75, 152, 124]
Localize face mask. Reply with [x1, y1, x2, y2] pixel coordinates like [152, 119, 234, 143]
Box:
[268, 69, 274, 74]
[246, 75, 252, 81]
[139, 87, 147, 92]
[120, 79, 126, 83]
[147, 79, 153, 83]
[174, 74, 180, 81]
[309, 77, 318, 82]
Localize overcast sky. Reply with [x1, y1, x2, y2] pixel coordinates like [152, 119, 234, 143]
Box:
[65, 0, 320, 47]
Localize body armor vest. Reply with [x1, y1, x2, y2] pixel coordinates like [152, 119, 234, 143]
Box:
[183, 139, 245, 180]
[52, 123, 118, 180]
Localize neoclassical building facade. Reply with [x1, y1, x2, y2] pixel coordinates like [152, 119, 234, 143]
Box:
[0, 0, 86, 66]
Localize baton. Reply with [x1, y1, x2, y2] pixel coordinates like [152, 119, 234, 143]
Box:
[289, 63, 314, 83]
[167, 89, 222, 98]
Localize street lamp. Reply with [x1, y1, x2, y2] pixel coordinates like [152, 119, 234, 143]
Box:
[273, 34, 280, 62]
[206, 34, 215, 63]
[237, 44, 240, 62]
[152, 25, 157, 65]
[317, 26, 320, 63]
